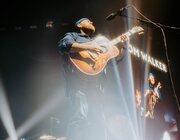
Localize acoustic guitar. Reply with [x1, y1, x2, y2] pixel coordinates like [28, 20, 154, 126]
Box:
[69, 26, 144, 75]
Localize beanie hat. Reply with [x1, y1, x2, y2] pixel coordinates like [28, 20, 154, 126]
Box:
[75, 18, 88, 26]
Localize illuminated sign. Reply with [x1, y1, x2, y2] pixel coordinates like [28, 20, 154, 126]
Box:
[128, 44, 167, 72]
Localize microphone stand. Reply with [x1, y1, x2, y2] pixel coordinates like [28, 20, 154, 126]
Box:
[119, 8, 180, 131]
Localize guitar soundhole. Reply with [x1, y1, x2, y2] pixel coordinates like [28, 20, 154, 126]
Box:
[100, 46, 108, 54]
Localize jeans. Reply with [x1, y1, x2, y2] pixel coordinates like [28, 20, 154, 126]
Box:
[67, 85, 106, 140]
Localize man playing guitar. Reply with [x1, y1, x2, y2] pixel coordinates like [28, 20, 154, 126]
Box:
[58, 17, 143, 140]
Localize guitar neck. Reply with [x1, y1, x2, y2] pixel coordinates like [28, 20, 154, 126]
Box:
[110, 31, 132, 46]
[110, 26, 144, 46]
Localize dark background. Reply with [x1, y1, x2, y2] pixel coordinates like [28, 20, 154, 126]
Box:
[0, 0, 180, 139]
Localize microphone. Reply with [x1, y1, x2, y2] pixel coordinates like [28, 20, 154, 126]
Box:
[106, 6, 128, 21]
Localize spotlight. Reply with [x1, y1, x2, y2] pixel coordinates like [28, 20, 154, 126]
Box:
[29, 25, 38, 29]
[163, 131, 170, 140]
[163, 131, 180, 140]
[15, 26, 22, 30]
[46, 21, 54, 28]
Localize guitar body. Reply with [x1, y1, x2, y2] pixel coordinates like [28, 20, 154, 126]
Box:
[69, 26, 144, 75]
[69, 36, 119, 75]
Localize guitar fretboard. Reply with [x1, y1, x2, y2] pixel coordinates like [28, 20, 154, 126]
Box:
[111, 32, 132, 45]
[110, 26, 144, 46]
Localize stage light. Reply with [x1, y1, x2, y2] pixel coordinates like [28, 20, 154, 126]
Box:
[0, 79, 18, 140]
[46, 21, 54, 28]
[29, 25, 38, 29]
[15, 26, 22, 30]
[15, 89, 66, 139]
[163, 131, 171, 140]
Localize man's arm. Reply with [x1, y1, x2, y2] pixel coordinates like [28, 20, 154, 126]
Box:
[70, 42, 103, 53]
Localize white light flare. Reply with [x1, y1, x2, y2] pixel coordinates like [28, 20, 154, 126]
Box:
[163, 131, 171, 140]
[15, 89, 66, 139]
[0, 78, 18, 140]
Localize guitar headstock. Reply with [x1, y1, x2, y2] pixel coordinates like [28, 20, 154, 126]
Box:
[130, 26, 144, 35]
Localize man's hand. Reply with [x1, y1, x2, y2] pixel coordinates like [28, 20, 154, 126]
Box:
[119, 34, 129, 43]
[87, 42, 104, 53]
[71, 42, 105, 53]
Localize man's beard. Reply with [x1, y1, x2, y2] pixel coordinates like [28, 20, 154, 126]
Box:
[82, 28, 95, 36]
